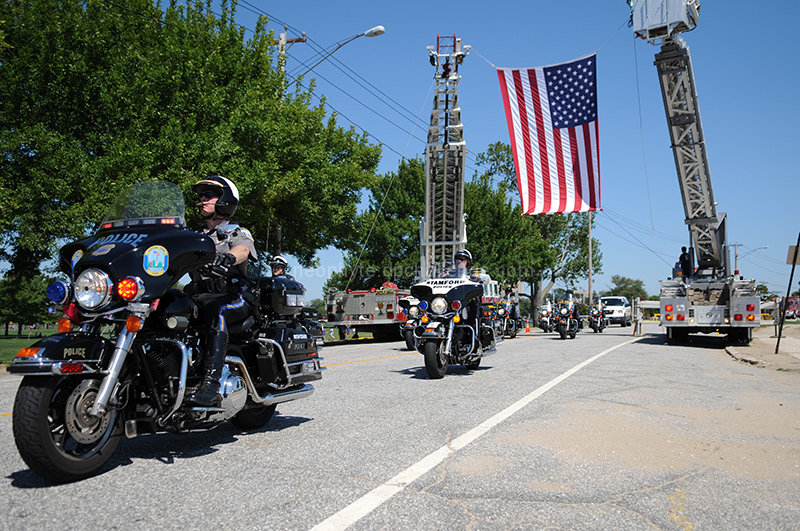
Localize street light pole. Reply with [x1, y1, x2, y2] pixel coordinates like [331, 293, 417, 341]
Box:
[296, 25, 385, 79]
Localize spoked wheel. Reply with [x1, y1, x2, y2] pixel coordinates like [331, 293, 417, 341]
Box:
[231, 403, 277, 430]
[423, 340, 447, 379]
[12, 376, 123, 483]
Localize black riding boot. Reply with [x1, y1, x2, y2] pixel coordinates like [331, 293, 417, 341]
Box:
[189, 331, 228, 406]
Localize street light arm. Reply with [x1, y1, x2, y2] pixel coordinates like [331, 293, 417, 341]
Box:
[295, 25, 385, 79]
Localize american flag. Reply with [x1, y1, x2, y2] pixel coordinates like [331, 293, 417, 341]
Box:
[497, 54, 600, 215]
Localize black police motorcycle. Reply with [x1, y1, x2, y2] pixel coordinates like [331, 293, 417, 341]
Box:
[554, 300, 581, 339]
[397, 295, 420, 351]
[497, 300, 518, 338]
[410, 270, 496, 379]
[537, 303, 556, 333]
[9, 181, 322, 483]
[587, 302, 608, 333]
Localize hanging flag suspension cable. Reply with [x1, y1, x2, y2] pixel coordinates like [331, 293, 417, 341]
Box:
[633, 37, 656, 230]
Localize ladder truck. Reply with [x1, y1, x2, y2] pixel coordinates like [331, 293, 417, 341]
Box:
[631, 0, 760, 344]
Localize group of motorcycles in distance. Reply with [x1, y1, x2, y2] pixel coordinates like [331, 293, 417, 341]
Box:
[536, 296, 632, 339]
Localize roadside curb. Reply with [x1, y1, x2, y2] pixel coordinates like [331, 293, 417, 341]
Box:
[725, 346, 764, 367]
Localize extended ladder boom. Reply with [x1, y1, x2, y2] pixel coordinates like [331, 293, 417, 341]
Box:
[419, 35, 470, 280]
[654, 37, 728, 276]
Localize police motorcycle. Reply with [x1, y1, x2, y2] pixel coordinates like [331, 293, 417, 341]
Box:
[587, 301, 608, 333]
[497, 300, 518, 338]
[8, 181, 322, 483]
[554, 299, 581, 339]
[537, 300, 556, 333]
[410, 270, 496, 379]
[397, 295, 420, 351]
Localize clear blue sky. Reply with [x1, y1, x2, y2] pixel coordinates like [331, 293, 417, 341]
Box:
[226, 0, 800, 301]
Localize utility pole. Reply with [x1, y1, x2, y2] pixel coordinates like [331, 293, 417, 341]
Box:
[273, 26, 306, 255]
[730, 242, 742, 275]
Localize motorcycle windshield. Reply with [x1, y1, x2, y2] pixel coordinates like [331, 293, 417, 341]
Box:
[99, 181, 186, 230]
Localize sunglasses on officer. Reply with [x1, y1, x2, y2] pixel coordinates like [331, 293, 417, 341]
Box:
[198, 191, 221, 200]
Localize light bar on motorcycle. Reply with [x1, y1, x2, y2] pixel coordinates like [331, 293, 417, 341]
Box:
[46, 280, 71, 304]
[430, 297, 448, 314]
[116, 277, 145, 302]
[451, 300, 462, 311]
[74, 268, 113, 310]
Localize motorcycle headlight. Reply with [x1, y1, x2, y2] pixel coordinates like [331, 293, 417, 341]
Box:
[430, 297, 448, 314]
[497, 308, 505, 316]
[560, 308, 568, 315]
[74, 268, 113, 310]
[408, 306, 420, 318]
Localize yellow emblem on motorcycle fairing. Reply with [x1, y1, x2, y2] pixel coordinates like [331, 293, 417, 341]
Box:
[71, 250, 83, 274]
[91, 244, 115, 256]
[143, 245, 169, 276]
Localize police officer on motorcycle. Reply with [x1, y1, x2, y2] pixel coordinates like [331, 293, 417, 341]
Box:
[186, 176, 257, 406]
[270, 255, 295, 280]
[445, 249, 481, 282]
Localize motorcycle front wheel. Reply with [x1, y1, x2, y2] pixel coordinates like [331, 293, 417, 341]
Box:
[403, 330, 415, 351]
[423, 340, 447, 379]
[558, 325, 567, 340]
[12, 376, 122, 483]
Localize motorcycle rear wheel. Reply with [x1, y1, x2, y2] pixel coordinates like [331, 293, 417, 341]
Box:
[12, 376, 122, 483]
[230, 404, 277, 430]
[423, 341, 447, 379]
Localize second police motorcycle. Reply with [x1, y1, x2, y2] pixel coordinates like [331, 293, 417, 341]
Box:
[8, 181, 322, 483]
[410, 257, 497, 379]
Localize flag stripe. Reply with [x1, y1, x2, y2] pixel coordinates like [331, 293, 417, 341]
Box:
[497, 55, 600, 215]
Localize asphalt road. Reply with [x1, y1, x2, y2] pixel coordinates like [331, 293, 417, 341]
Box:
[1, 322, 798, 529]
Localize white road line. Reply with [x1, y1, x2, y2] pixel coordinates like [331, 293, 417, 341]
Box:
[310, 338, 640, 531]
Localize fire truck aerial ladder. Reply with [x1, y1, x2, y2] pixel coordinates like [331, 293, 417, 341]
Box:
[420, 35, 470, 280]
[631, 0, 760, 344]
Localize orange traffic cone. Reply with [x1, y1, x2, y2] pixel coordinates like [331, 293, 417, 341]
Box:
[524, 321, 531, 334]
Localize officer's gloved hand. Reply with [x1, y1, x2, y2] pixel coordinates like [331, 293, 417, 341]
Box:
[200, 253, 236, 277]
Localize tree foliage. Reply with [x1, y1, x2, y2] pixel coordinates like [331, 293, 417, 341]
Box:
[0, 271, 55, 335]
[325, 158, 425, 291]
[602, 275, 649, 301]
[0, 0, 380, 277]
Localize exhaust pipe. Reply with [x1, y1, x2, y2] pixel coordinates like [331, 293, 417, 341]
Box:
[226, 356, 315, 406]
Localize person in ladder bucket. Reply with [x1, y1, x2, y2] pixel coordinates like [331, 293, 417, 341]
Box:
[185, 175, 258, 406]
[270, 255, 295, 280]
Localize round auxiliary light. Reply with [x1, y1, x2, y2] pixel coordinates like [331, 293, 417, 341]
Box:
[451, 300, 462, 311]
[408, 306, 420, 318]
[74, 268, 113, 310]
[419, 300, 429, 311]
[46, 280, 71, 305]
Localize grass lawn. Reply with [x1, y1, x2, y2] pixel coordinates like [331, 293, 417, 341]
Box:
[0, 330, 58, 365]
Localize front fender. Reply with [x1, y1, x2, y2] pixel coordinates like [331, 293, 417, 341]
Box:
[8, 333, 114, 375]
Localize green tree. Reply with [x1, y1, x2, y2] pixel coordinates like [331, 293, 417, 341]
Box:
[602, 275, 649, 301]
[0, 271, 55, 336]
[464, 174, 547, 287]
[0, 0, 379, 279]
[325, 158, 425, 291]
